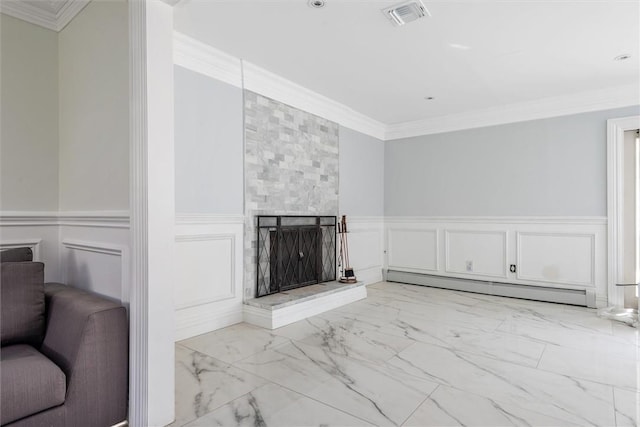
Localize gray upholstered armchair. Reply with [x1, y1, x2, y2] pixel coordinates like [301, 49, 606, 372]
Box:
[0, 248, 128, 427]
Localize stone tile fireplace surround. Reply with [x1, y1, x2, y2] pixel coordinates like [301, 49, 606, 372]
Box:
[243, 91, 340, 301]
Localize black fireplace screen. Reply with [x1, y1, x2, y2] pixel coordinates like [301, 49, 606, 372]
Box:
[256, 216, 336, 298]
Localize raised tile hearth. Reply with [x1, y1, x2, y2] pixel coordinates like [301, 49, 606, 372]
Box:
[243, 280, 367, 329]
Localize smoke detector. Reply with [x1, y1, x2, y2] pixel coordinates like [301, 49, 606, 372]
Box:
[382, 0, 430, 27]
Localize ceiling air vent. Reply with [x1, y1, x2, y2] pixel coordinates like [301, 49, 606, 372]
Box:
[382, 0, 430, 26]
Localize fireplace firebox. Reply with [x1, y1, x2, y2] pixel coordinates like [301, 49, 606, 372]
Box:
[256, 216, 336, 298]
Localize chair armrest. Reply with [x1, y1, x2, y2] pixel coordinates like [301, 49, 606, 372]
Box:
[40, 284, 128, 426]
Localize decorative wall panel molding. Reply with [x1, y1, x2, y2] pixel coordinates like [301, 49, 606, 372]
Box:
[385, 217, 607, 307]
[174, 218, 244, 340]
[0, 211, 130, 228]
[516, 232, 595, 287]
[61, 238, 129, 302]
[387, 228, 438, 273]
[174, 233, 236, 310]
[345, 217, 384, 284]
[445, 230, 508, 279]
[0, 238, 42, 260]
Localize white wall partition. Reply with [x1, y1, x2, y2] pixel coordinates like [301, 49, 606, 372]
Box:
[174, 215, 244, 341]
[385, 217, 607, 307]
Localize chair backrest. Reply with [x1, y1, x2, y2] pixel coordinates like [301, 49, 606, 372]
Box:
[0, 247, 33, 263]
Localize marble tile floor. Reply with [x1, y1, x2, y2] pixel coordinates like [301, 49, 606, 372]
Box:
[170, 281, 639, 427]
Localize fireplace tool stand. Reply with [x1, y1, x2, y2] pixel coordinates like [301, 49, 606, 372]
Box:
[338, 215, 357, 283]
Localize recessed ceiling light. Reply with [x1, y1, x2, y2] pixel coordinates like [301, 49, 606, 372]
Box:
[449, 43, 471, 50]
[308, 0, 325, 8]
[614, 54, 631, 61]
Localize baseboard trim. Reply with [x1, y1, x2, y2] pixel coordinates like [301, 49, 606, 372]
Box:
[175, 303, 243, 341]
[386, 270, 593, 307]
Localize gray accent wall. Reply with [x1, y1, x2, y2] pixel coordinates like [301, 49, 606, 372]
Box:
[174, 65, 243, 214]
[385, 106, 640, 217]
[339, 126, 384, 216]
[1, 15, 59, 211]
[58, 0, 129, 211]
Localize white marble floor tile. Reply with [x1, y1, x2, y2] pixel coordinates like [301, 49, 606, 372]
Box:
[614, 387, 640, 426]
[497, 317, 639, 361]
[537, 344, 640, 390]
[179, 323, 290, 364]
[173, 282, 638, 427]
[173, 345, 268, 426]
[233, 341, 439, 426]
[183, 382, 372, 427]
[613, 322, 640, 347]
[402, 384, 584, 427]
[295, 316, 415, 364]
[388, 341, 617, 426]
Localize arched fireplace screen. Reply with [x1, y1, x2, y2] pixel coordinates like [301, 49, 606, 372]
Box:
[256, 216, 336, 298]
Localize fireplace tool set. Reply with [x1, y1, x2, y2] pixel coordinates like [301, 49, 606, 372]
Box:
[338, 215, 357, 283]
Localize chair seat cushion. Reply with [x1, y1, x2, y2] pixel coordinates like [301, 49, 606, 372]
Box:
[0, 344, 66, 425]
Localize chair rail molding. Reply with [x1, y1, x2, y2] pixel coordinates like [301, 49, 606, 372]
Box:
[0, 211, 130, 228]
[607, 115, 640, 308]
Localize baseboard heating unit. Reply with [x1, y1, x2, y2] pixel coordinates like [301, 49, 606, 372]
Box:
[385, 270, 596, 308]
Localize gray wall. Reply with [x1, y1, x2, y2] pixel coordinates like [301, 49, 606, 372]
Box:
[1, 14, 59, 211]
[174, 65, 244, 214]
[58, 0, 129, 211]
[385, 106, 640, 217]
[339, 126, 384, 216]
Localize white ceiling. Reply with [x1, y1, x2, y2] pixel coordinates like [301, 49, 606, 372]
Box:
[174, 0, 640, 125]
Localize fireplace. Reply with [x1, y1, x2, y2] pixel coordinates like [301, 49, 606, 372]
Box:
[256, 216, 336, 297]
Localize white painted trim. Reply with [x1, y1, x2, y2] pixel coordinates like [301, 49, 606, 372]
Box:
[128, 0, 148, 425]
[174, 233, 237, 310]
[62, 239, 125, 257]
[55, 0, 90, 31]
[607, 115, 640, 307]
[175, 213, 244, 225]
[0, 211, 130, 228]
[387, 227, 439, 273]
[384, 216, 607, 225]
[0, 239, 43, 261]
[444, 229, 508, 279]
[173, 32, 242, 87]
[386, 84, 640, 140]
[0, 0, 89, 32]
[61, 239, 130, 303]
[175, 303, 243, 342]
[243, 285, 367, 329]
[516, 232, 596, 287]
[172, 32, 387, 140]
[355, 265, 384, 285]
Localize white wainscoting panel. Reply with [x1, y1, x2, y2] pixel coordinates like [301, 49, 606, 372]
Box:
[175, 234, 235, 309]
[517, 232, 595, 287]
[347, 217, 384, 285]
[387, 228, 438, 273]
[0, 238, 43, 261]
[445, 230, 507, 278]
[61, 239, 127, 302]
[385, 217, 607, 307]
[174, 215, 244, 341]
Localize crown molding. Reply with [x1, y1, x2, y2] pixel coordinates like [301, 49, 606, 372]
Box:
[175, 32, 638, 142]
[173, 32, 387, 140]
[385, 84, 640, 140]
[1, 0, 90, 32]
[174, 32, 242, 88]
